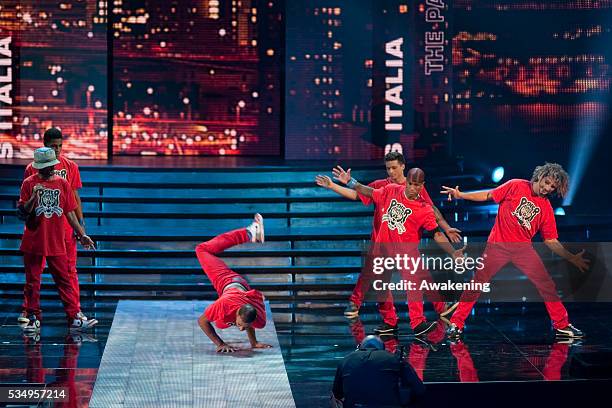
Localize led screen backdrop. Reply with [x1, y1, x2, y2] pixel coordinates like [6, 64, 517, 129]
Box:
[451, 0, 612, 174]
[1, 1, 610, 161]
[285, 0, 611, 163]
[285, 0, 422, 160]
[0, 0, 108, 160]
[111, 0, 282, 156]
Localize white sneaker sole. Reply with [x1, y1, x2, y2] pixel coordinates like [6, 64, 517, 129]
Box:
[254, 213, 265, 243]
[70, 318, 99, 331]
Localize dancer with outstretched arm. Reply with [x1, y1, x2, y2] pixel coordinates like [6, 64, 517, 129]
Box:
[441, 163, 590, 339]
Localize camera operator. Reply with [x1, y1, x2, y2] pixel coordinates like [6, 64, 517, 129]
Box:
[331, 335, 425, 407]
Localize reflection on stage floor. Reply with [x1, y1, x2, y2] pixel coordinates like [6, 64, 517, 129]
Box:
[1, 300, 611, 407]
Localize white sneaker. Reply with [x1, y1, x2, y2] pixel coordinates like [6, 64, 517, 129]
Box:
[70, 312, 98, 330]
[247, 213, 265, 243]
[22, 315, 41, 332]
[17, 311, 30, 324]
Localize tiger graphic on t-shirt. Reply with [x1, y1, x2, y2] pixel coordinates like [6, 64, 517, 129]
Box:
[381, 199, 413, 234]
[512, 197, 540, 231]
[35, 188, 63, 218]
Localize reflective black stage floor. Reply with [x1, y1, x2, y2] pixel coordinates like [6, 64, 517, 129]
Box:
[1, 300, 611, 407]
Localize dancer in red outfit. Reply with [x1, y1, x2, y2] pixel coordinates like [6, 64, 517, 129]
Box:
[19, 128, 88, 325]
[316, 152, 461, 244]
[196, 214, 273, 353]
[441, 163, 590, 339]
[316, 153, 460, 325]
[335, 167, 464, 336]
[18, 147, 96, 332]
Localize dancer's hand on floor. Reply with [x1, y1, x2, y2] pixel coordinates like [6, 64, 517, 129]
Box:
[217, 343, 239, 353]
[252, 342, 272, 349]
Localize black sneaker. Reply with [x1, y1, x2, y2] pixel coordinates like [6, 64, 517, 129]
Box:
[555, 324, 584, 338]
[344, 301, 359, 318]
[447, 323, 463, 340]
[374, 323, 399, 334]
[413, 321, 437, 336]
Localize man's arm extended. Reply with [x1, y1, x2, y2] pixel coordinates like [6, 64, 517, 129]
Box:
[543, 239, 590, 273]
[331, 165, 375, 197]
[315, 175, 358, 200]
[441, 186, 492, 202]
[354, 182, 375, 198]
[431, 204, 462, 243]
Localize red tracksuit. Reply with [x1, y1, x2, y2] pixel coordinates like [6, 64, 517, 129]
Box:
[350, 181, 446, 326]
[19, 174, 80, 320]
[356, 184, 446, 328]
[24, 156, 83, 311]
[450, 179, 569, 330]
[196, 228, 266, 329]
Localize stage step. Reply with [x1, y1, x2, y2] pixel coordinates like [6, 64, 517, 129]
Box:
[1, 163, 607, 301]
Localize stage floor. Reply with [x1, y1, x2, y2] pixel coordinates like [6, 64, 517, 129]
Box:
[89, 300, 294, 408]
[0, 299, 611, 407]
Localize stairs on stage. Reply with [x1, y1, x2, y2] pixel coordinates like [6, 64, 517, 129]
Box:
[0, 163, 608, 302]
